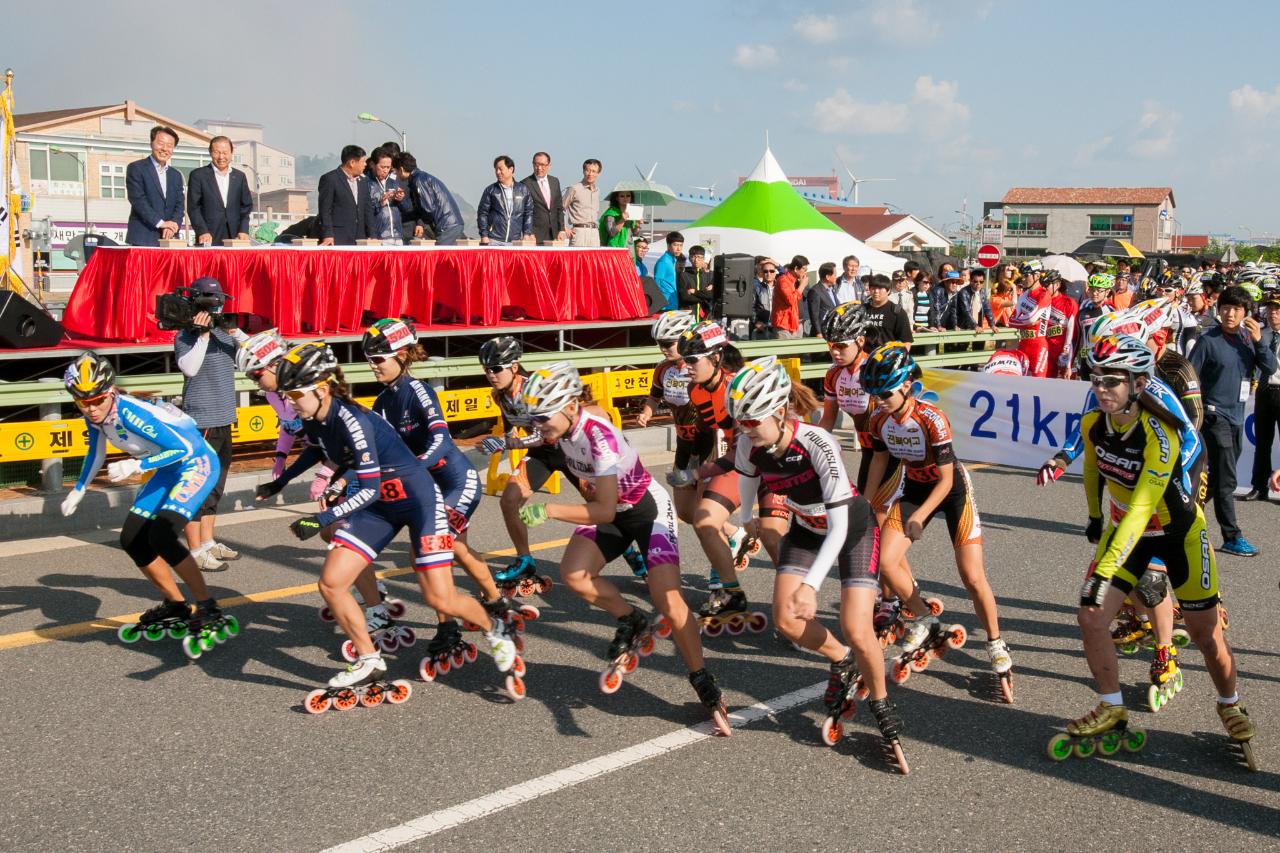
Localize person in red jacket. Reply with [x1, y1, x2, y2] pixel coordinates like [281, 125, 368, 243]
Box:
[1007, 263, 1053, 378]
[1043, 270, 1079, 378]
[771, 255, 809, 338]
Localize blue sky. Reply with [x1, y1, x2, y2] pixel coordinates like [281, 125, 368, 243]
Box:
[9, 0, 1280, 236]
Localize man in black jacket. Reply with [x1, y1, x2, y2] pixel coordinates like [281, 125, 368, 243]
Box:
[317, 145, 375, 245]
[520, 151, 566, 244]
[187, 136, 253, 245]
[678, 245, 715, 320]
[805, 262, 841, 336]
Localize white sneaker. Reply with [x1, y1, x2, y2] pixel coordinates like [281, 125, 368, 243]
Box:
[365, 604, 392, 633]
[195, 549, 226, 572]
[486, 620, 517, 672]
[987, 638, 1013, 674]
[210, 542, 240, 561]
[328, 654, 386, 688]
[901, 616, 939, 654]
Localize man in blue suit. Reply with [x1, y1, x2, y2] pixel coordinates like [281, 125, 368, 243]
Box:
[126, 125, 185, 246]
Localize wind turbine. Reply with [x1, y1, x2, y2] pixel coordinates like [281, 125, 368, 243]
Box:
[635, 163, 659, 181]
[835, 151, 894, 205]
[690, 182, 718, 195]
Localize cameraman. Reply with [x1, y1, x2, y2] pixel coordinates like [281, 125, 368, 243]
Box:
[174, 276, 247, 571]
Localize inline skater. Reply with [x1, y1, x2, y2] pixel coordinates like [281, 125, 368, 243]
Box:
[729, 356, 908, 772]
[860, 343, 1014, 699]
[363, 318, 521, 667]
[1043, 270, 1079, 378]
[678, 320, 788, 628]
[60, 352, 233, 660]
[514, 361, 730, 732]
[258, 342, 519, 706]
[1008, 261, 1053, 378]
[1075, 274, 1116, 369]
[1049, 336, 1253, 767]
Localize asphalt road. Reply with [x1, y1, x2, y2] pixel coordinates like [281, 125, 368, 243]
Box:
[0, 456, 1276, 853]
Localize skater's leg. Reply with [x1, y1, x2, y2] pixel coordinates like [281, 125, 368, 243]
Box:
[500, 476, 533, 557]
[759, 516, 787, 566]
[414, 565, 492, 627]
[147, 511, 211, 601]
[1077, 584, 1131, 695]
[646, 562, 704, 672]
[876, 526, 929, 618]
[772, 573, 844, 657]
[319, 549, 378, 656]
[138, 557, 185, 602]
[839, 585, 887, 700]
[454, 530, 501, 601]
[1183, 606, 1237, 698]
[693, 497, 738, 586]
[955, 542, 1000, 641]
[354, 565, 381, 607]
[559, 534, 631, 618]
[672, 485, 697, 525]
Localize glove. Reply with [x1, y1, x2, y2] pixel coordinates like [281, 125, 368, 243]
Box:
[107, 459, 142, 482]
[518, 503, 549, 528]
[310, 467, 334, 501]
[1085, 517, 1102, 544]
[1037, 461, 1064, 486]
[280, 417, 303, 435]
[478, 436, 505, 456]
[290, 515, 323, 541]
[61, 488, 85, 517]
[255, 478, 285, 501]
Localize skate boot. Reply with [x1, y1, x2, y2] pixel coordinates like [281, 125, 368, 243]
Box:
[320, 579, 406, 623]
[1111, 606, 1152, 655]
[599, 609, 670, 693]
[1147, 644, 1183, 712]
[494, 555, 554, 598]
[727, 527, 761, 571]
[1217, 702, 1258, 771]
[118, 599, 193, 644]
[305, 653, 411, 714]
[819, 652, 868, 747]
[482, 616, 526, 700]
[418, 621, 482, 682]
[698, 588, 768, 637]
[482, 595, 538, 652]
[987, 637, 1015, 704]
[688, 668, 731, 736]
[873, 596, 903, 647]
[868, 696, 910, 774]
[891, 618, 966, 685]
[1047, 702, 1146, 760]
[622, 545, 649, 580]
[181, 599, 241, 661]
[341, 604, 416, 662]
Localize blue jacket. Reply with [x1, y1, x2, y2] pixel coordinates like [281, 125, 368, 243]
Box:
[1189, 325, 1280, 425]
[477, 181, 533, 243]
[125, 157, 185, 246]
[653, 252, 680, 311]
[403, 169, 464, 242]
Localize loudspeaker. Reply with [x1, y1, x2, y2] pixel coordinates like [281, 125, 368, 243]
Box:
[0, 291, 64, 348]
[639, 276, 667, 314]
[714, 253, 756, 318]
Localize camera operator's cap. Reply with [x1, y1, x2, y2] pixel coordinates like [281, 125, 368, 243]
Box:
[189, 276, 232, 300]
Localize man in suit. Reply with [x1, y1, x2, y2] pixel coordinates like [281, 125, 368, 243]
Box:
[805, 262, 841, 337]
[187, 136, 253, 245]
[317, 145, 375, 245]
[519, 151, 566, 244]
[125, 125, 185, 246]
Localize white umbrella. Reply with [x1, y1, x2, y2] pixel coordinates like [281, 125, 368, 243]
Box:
[1040, 254, 1089, 285]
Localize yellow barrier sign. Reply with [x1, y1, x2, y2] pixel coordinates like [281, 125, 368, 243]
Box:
[0, 420, 91, 462]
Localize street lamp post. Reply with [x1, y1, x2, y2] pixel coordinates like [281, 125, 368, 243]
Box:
[357, 113, 407, 150]
[48, 145, 90, 239]
[954, 209, 975, 262]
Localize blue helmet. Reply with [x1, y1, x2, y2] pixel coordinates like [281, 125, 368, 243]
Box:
[859, 342, 918, 396]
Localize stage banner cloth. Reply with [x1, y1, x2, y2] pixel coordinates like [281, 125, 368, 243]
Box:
[919, 368, 1273, 494]
[62, 245, 647, 343]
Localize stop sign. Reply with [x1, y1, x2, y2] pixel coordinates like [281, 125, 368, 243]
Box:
[976, 244, 1001, 268]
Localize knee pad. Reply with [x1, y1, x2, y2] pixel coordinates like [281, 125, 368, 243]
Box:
[148, 509, 192, 567]
[1135, 569, 1168, 608]
[120, 513, 159, 568]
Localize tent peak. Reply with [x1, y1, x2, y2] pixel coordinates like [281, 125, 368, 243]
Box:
[746, 146, 788, 184]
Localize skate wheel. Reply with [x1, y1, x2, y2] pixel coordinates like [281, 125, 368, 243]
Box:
[118, 624, 141, 644]
[518, 604, 541, 621]
[304, 689, 332, 715]
[181, 635, 202, 661]
[387, 679, 412, 704]
[891, 661, 910, 684]
[711, 704, 732, 737]
[892, 741, 910, 775]
[821, 716, 842, 747]
[537, 576, 554, 594]
[1119, 642, 1139, 655]
[637, 634, 655, 657]
[1098, 731, 1122, 756]
[877, 631, 890, 649]
[319, 606, 335, 622]
[926, 598, 944, 617]
[653, 616, 672, 639]
[379, 633, 400, 653]
[223, 615, 240, 637]
[1000, 674, 1014, 705]
[599, 667, 623, 694]
[1148, 684, 1162, 712]
[386, 599, 407, 619]
[144, 623, 166, 642]
[854, 679, 870, 702]
[1172, 628, 1191, 648]
[909, 655, 929, 673]
[437, 657, 451, 675]
[702, 620, 724, 638]
[1173, 669, 1183, 692]
[517, 579, 536, 597]
[513, 633, 525, 653]
[747, 612, 768, 633]
[167, 624, 188, 640]
[461, 620, 482, 632]
[746, 538, 762, 557]
[340, 640, 358, 663]
[399, 627, 417, 647]
[452, 649, 466, 667]
[505, 674, 526, 701]
[199, 633, 216, 652]
[726, 618, 746, 636]
[512, 656, 526, 678]
[465, 643, 479, 663]
[333, 689, 359, 711]
[1122, 729, 1146, 753]
[1073, 738, 1097, 758]
[623, 652, 639, 674]
[212, 625, 227, 644]
[1046, 733, 1072, 762]
[947, 625, 967, 649]
[418, 658, 437, 682]
[360, 684, 386, 708]
[1241, 740, 1258, 772]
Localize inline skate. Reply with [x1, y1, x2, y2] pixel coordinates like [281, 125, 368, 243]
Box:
[599, 609, 670, 693]
[727, 527, 761, 571]
[181, 600, 241, 660]
[340, 605, 416, 662]
[987, 637, 1015, 704]
[319, 579, 406, 622]
[494, 555, 554, 598]
[688, 668, 732, 736]
[890, 617, 965, 684]
[876, 596, 943, 648]
[305, 653, 412, 714]
[1147, 643, 1183, 712]
[868, 697, 910, 774]
[1047, 702, 1146, 761]
[1217, 702, 1258, 771]
[1112, 603, 1189, 655]
[117, 599, 195, 644]
[819, 652, 870, 747]
[697, 588, 768, 637]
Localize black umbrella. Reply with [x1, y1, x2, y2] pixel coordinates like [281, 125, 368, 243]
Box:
[1071, 238, 1144, 259]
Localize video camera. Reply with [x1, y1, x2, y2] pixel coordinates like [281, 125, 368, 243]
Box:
[155, 285, 237, 332]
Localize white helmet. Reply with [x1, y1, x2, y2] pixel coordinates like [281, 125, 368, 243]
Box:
[237, 329, 288, 373]
[726, 356, 792, 422]
[522, 361, 584, 417]
[1087, 307, 1152, 346]
[1088, 335, 1155, 377]
[651, 310, 696, 343]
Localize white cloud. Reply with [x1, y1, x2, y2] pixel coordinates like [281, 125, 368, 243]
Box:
[783, 79, 808, 93]
[814, 75, 968, 137]
[793, 13, 840, 44]
[912, 75, 970, 130]
[815, 89, 909, 134]
[732, 44, 778, 70]
[868, 0, 940, 45]
[1129, 100, 1178, 159]
[1229, 83, 1280, 119]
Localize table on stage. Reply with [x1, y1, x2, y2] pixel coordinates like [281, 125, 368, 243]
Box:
[62, 244, 648, 343]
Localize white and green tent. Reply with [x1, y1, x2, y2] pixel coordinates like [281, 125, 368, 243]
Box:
[675, 147, 904, 275]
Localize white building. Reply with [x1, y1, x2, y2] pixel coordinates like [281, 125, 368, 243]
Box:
[193, 119, 297, 195]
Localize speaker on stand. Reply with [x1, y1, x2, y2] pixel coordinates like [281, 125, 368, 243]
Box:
[0, 291, 64, 349]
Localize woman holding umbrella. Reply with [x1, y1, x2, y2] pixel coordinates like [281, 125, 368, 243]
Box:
[599, 189, 643, 248]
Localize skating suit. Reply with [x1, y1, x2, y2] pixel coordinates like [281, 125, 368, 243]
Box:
[1048, 293, 1079, 376]
[688, 368, 789, 517]
[649, 358, 698, 468]
[492, 373, 579, 491]
[981, 349, 1030, 377]
[1008, 285, 1053, 378]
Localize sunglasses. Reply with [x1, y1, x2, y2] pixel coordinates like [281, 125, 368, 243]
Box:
[1158, 287, 1179, 294]
[684, 355, 709, 365]
[761, 268, 778, 274]
[874, 391, 897, 401]
[530, 413, 555, 425]
[284, 386, 317, 401]
[367, 354, 396, 366]
[74, 392, 111, 409]
[658, 340, 679, 349]
[737, 418, 763, 428]
[246, 367, 267, 382]
[483, 364, 512, 375]
[1090, 375, 1127, 390]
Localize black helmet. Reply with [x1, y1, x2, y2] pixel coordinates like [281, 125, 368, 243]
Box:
[1040, 269, 1062, 286]
[479, 335, 522, 370]
[676, 321, 729, 360]
[362, 318, 417, 357]
[63, 351, 116, 400]
[276, 342, 339, 391]
[821, 302, 869, 343]
[859, 342, 918, 396]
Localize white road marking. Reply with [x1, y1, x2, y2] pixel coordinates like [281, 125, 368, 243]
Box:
[321, 681, 826, 853]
